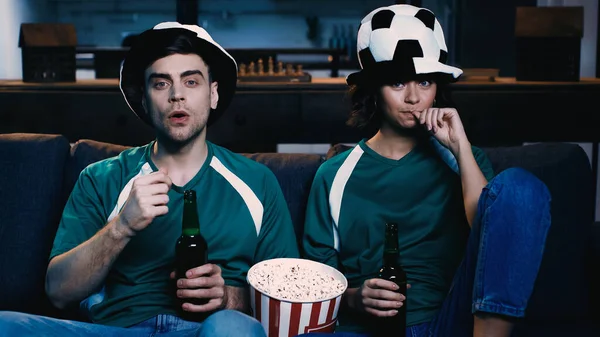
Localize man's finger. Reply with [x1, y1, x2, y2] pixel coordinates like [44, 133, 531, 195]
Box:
[186, 263, 221, 278]
[177, 275, 222, 289]
[137, 183, 171, 196]
[134, 171, 172, 186]
[181, 298, 222, 313]
[177, 287, 222, 300]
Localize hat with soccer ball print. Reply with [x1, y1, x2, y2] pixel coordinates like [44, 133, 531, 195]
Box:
[346, 4, 463, 86]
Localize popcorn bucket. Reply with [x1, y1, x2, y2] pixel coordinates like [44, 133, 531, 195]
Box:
[247, 258, 348, 337]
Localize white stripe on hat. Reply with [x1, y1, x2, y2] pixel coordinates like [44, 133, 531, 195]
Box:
[152, 22, 237, 67]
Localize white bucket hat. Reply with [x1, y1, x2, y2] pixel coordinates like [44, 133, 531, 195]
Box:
[346, 4, 462, 85]
[119, 22, 238, 126]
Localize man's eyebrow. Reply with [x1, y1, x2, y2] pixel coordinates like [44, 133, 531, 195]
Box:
[180, 70, 204, 79]
[147, 73, 172, 82]
[147, 70, 204, 83]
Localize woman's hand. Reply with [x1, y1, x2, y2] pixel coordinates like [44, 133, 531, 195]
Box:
[354, 278, 410, 317]
[414, 108, 468, 154]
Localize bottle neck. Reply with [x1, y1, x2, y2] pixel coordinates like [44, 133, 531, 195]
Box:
[182, 194, 200, 236]
[383, 249, 399, 267]
[383, 224, 399, 266]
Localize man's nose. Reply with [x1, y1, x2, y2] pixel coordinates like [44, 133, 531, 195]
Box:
[169, 84, 185, 102]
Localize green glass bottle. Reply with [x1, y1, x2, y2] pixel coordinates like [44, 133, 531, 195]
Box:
[175, 190, 208, 315]
[376, 222, 407, 337]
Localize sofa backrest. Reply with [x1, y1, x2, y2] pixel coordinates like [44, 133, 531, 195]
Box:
[0, 133, 71, 316]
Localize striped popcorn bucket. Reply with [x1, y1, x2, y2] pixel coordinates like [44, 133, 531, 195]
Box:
[247, 258, 348, 337]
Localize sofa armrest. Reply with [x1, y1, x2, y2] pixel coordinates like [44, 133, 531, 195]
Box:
[0, 133, 70, 316]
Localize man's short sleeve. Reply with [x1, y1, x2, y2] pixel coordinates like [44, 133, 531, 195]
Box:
[50, 168, 107, 260]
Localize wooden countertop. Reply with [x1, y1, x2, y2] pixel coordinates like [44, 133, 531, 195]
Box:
[0, 77, 600, 92]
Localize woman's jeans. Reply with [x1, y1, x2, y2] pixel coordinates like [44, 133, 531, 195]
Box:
[301, 167, 552, 337]
[0, 309, 266, 337]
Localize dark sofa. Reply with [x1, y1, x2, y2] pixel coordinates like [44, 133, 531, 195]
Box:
[0, 132, 598, 336]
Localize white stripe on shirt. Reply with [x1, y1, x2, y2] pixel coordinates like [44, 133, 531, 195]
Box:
[210, 156, 264, 235]
[107, 162, 154, 222]
[329, 146, 364, 251]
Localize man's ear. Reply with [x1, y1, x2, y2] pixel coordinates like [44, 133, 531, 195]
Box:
[210, 81, 219, 110]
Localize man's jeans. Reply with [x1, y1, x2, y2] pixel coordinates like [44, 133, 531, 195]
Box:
[300, 167, 552, 337]
[0, 309, 266, 337]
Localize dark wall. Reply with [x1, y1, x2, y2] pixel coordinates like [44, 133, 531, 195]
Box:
[454, 0, 537, 76]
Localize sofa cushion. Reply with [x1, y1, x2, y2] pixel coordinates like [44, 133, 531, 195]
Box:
[64, 139, 130, 201]
[327, 142, 594, 322]
[0, 133, 70, 316]
[243, 153, 324, 250]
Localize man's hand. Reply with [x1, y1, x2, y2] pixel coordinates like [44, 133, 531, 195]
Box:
[171, 263, 227, 313]
[354, 278, 410, 317]
[115, 167, 172, 238]
[413, 108, 468, 154]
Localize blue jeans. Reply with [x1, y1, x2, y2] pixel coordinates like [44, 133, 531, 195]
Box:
[300, 167, 551, 337]
[0, 309, 266, 337]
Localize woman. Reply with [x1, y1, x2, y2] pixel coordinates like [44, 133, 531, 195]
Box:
[300, 5, 551, 337]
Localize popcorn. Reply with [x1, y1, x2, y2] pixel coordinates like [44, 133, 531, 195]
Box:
[248, 260, 346, 302]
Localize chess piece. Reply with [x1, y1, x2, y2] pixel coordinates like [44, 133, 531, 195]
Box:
[277, 61, 284, 76]
[267, 57, 274, 76]
[239, 63, 247, 77]
[286, 63, 294, 76]
[249, 61, 256, 76]
[295, 64, 303, 76]
[257, 58, 264, 76]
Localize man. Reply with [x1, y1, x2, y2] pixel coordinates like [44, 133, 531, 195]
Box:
[0, 22, 299, 336]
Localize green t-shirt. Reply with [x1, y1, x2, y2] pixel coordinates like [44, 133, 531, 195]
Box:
[302, 139, 494, 332]
[50, 140, 299, 327]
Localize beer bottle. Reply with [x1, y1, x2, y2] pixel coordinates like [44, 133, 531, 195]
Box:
[376, 222, 407, 337]
[175, 190, 208, 316]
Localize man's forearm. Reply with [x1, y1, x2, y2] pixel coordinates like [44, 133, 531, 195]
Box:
[45, 217, 132, 309]
[342, 287, 359, 311]
[224, 285, 251, 313]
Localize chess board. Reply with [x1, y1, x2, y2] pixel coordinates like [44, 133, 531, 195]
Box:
[237, 57, 312, 83]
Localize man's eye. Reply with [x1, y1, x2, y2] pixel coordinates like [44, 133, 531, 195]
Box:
[420, 81, 431, 87]
[186, 80, 198, 86]
[392, 82, 405, 88]
[154, 81, 168, 88]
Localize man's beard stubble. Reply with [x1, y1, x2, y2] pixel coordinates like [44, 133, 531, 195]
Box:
[153, 112, 209, 154]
